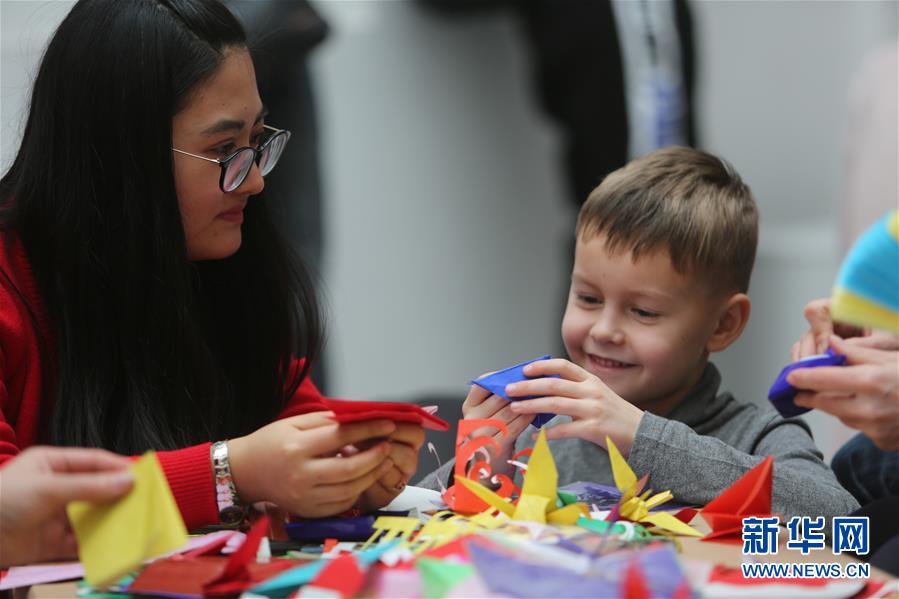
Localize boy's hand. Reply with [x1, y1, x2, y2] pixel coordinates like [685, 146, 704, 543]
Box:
[462, 380, 534, 475]
[506, 358, 644, 456]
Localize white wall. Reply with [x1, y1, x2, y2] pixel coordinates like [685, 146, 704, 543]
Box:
[2, 0, 896, 461]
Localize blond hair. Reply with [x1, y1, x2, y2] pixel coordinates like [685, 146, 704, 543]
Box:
[577, 146, 758, 293]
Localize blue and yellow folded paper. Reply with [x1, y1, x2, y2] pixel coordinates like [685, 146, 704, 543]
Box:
[831, 211, 899, 335]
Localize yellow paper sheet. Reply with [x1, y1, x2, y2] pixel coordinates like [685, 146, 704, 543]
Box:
[67, 452, 187, 587]
[518, 429, 557, 507]
[513, 494, 550, 524]
[605, 436, 636, 492]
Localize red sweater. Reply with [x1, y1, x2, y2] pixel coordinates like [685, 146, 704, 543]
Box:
[0, 236, 327, 529]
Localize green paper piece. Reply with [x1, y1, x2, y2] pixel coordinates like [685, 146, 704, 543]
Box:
[417, 558, 474, 599]
[557, 490, 578, 506]
[576, 516, 654, 540]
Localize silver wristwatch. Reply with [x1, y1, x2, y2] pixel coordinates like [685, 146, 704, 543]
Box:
[210, 440, 247, 526]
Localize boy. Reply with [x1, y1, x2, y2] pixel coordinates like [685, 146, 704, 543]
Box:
[420, 147, 858, 520]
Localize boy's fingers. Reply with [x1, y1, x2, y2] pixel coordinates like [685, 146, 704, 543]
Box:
[522, 358, 587, 381]
[465, 394, 507, 419]
[465, 382, 494, 406]
[506, 376, 580, 399]
[506, 413, 536, 438]
[535, 420, 586, 442]
[510, 396, 588, 419]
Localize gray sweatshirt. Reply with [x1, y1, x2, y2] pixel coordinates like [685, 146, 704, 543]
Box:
[417, 363, 859, 521]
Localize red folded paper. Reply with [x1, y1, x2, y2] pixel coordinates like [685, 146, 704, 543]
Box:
[700, 456, 775, 542]
[325, 399, 449, 431]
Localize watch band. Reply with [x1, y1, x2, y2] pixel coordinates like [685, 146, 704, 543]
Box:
[211, 440, 246, 526]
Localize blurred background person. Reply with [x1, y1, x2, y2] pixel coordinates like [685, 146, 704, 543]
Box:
[226, 0, 330, 389]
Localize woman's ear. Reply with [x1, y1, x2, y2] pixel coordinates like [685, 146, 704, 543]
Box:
[707, 293, 751, 353]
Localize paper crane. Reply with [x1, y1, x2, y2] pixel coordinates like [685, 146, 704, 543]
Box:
[605, 437, 702, 537]
[700, 456, 775, 542]
[456, 429, 588, 525]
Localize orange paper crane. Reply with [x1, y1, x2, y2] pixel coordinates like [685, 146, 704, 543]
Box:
[456, 429, 588, 525]
[605, 437, 702, 537]
[700, 455, 775, 542]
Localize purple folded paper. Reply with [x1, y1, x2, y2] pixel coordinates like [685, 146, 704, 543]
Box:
[768, 348, 847, 418]
[471, 355, 558, 427]
[559, 481, 690, 512]
[465, 537, 693, 599]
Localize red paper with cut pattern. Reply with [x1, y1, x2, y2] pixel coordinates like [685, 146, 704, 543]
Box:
[441, 419, 519, 514]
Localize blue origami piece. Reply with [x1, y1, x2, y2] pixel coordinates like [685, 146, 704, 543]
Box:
[471, 355, 558, 428]
[768, 348, 847, 417]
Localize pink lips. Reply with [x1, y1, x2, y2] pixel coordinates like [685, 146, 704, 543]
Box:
[218, 207, 245, 224]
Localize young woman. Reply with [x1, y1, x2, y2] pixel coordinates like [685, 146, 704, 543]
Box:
[0, 0, 423, 532]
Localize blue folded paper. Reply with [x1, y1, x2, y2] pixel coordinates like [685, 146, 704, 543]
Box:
[767, 348, 847, 417]
[471, 355, 558, 428]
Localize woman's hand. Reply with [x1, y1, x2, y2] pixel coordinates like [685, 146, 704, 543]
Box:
[791, 336, 899, 450]
[356, 423, 426, 511]
[507, 358, 644, 456]
[228, 412, 397, 518]
[0, 446, 134, 567]
[791, 298, 898, 360]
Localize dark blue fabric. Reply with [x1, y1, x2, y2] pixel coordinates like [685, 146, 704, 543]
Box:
[832, 433, 899, 505]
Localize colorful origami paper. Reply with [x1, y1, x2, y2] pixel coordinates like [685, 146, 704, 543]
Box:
[416, 558, 475, 599]
[456, 429, 588, 525]
[202, 516, 271, 596]
[248, 541, 398, 596]
[471, 355, 558, 427]
[127, 556, 297, 598]
[67, 451, 188, 587]
[623, 559, 651, 599]
[605, 437, 702, 537]
[700, 455, 775, 542]
[361, 516, 420, 549]
[304, 554, 364, 599]
[324, 398, 449, 430]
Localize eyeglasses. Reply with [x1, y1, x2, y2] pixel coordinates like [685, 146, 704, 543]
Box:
[172, 125, 291, 192]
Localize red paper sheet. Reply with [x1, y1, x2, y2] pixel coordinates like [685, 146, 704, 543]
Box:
[701, 456, 775, 542]
[325, 399, 449, 431]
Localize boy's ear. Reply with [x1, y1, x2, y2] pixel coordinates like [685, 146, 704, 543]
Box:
[707, 293, 751, 353]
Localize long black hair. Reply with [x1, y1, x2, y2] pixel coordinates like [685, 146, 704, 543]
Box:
[0, 0, 322, 453]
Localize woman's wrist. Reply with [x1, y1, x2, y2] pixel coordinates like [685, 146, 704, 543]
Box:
[210, 440, 247, 526]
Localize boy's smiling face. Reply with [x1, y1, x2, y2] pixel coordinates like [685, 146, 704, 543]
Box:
[562, 233, 728, 415]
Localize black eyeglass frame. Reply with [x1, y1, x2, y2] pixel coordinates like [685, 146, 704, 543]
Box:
[172, 124, 291, 192]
